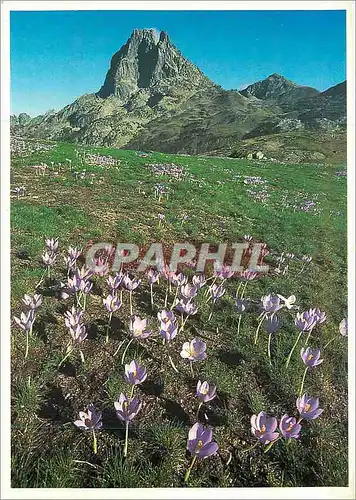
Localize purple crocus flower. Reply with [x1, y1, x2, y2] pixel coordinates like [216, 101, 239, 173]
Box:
[68, 323, 87, 342]
[64, 306, 84, 329]
[107, 273, 124, 292]
[296, 393, 324, 420]
[339, 318, 348, 337]
[192, 274, 206, 289]
[160, 321, 178, 342]
[181, 283, 198, 299]
[301, 347, 323, 367]
[209, 284, 225, 303]
[236, 298, 248, 314]
[261, 294, 282, 314]
[187, 423, 218, 458]
[122, 275, 141, 291]
[77, 266, 93, 281]
[250, 412, 279, 444]
[64, 255, 76, 270]
[214, 264, 234, 279]
[312, 308, 327, 325]
[68, 246, 82, 261]
[175, 297, 198, 316]
[45, 237, 59, 253]
[13, 310, 35, 332]
[103, 294, 122, 313]
[124, 360, 147, 385]
[169, 272, 187, 287]
[180, 338, 207, 362]
[114, 393, 142, 422]
[129, 315, 152, 339]
[238, 269, 258, 281]
[295, 311, 316, 332]
[264, 314, 281, 334]
[146, 269, 160, 284]
[79, 278, 93, 294]
[196, 380, 217, 402]
[279, 415, 301, 439]
[74, 403, 102, 431]
[158, 309, 176, 325]
[22, 293, 43, 310]
[42, 251, 57, 267]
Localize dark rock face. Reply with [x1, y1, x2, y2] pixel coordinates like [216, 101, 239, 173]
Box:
[97, 28, 209, 99]
[14, 29, 346, 161]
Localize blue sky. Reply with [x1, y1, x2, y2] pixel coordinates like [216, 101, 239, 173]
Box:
[10, 10, 346, 116]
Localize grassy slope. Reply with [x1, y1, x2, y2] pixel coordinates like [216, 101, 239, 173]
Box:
[11, 141, 347, 487]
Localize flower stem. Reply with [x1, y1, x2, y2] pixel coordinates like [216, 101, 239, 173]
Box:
[83, 293, 87, 312]
[113, 339, 126, 357]
[254, 313, 266, 345]
[25, 330, 29, 359]
[235, 281, 242, 299]
[196, 402, 202, 420]
[184, 455, 197, 484]
[324, 336, 338, 349]
[123, 420, 129, 457]
[285, 331, 303, 369]
[240, 441, 259, 454]
[240, 281, 248, 299]
[150, 283, 154, 309]
[304, 331, 312, 346]
[129, 291, 133, 315]
[237, 314, 242, 337]
[190, 361, 194, 378]
[106, 312, 113, 344]
[264, 436, 281, 453]
[299, 367, 309, 397]
[170, 286, 179, 311]
[208, 304, 214, 321]
[168, 353, 179, 373]
[267, 332, 273, 364]
[58, 346, 73, 368]
[92, 429, 97, 454]
[121, 338, 134, 365]
[164, 284, 168, 308]
[129, 384, 135, 402]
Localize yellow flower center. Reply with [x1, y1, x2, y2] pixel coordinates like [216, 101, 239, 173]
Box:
[123, 401, 128, 410]
[305, 403, 311, 412]
[260, 425, 266, 433]
[201, 386, 208, 395]
[308, 354, 313, 361]
[286, 423, 294, 432]
[196, 440, 203, 450]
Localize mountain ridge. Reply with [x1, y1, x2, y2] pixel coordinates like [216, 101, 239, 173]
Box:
[11, 28, 346, 162]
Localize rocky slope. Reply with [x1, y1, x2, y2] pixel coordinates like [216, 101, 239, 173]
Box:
[12, 29, 346, 161]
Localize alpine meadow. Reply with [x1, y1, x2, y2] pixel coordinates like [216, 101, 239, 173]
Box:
[8, 15, 349, 492]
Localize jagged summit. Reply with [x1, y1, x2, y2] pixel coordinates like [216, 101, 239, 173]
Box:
[97, 28, 210, 99]
[12, 28, 346, 161]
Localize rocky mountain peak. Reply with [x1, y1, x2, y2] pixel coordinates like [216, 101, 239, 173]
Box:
[97, 28, 210, 100]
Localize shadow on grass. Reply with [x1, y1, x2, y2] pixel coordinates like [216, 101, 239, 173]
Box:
[161, 397, 191, 425]
[140, 376, 165, 397]
[38, 384, 74, 422]
[217, 348, 245, 367]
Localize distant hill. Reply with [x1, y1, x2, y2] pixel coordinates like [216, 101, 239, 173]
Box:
[11, 28, 346, 163]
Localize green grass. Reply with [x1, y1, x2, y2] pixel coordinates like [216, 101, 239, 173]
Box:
[10, 140, 347, 488]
